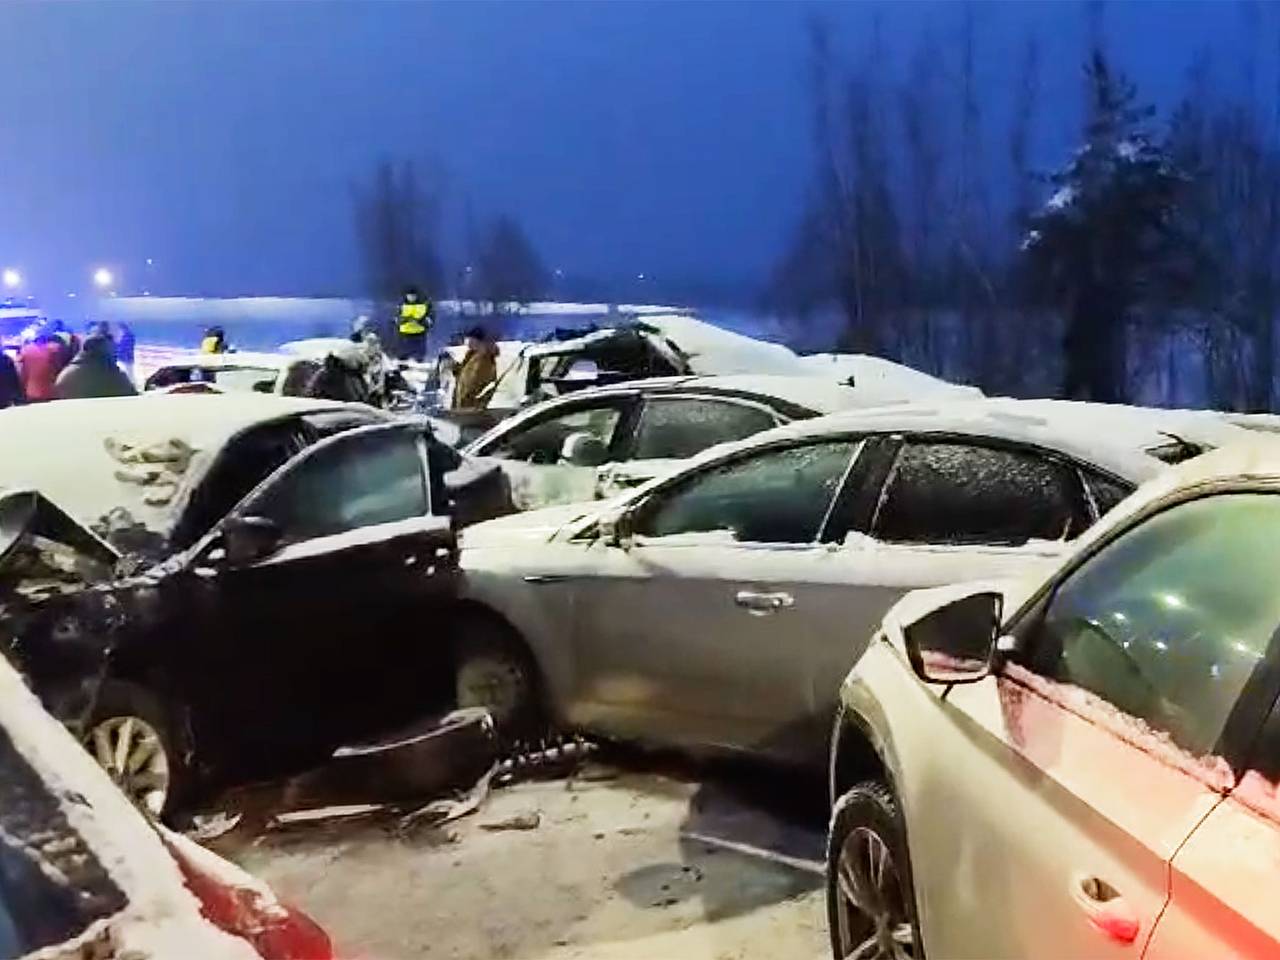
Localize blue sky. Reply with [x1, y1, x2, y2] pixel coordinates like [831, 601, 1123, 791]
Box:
[0, 1, 1271, 302]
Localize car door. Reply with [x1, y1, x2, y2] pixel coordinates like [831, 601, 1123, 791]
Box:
[469, 393, 638, 509]
[568, 436, 881, 761]
[1143, 589, 1280, 960]
[911, 491, 1280, 959]
[178, 422, 455, 773]
[864, 436, 1094, 587]
[598, 394, 783, 494]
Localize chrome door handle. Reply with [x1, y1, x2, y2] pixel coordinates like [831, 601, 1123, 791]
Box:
[734, 590, 795, 614]
[1072, 875, 1139, 944]
[524, 574, 569, 584]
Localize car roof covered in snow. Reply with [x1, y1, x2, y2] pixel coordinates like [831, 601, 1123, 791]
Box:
[147, 350, 293, 372]
[0, 393, 361, 544]
[798, 352, 982, 397]
[679, 396, 1256, 486]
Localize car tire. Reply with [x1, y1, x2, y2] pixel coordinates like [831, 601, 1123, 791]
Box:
[826, 781, 923, 960]
[83, 680, 192, 822]
[452, 617, 543, 743]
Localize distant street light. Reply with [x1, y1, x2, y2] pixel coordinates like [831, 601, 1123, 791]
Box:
[1, 268, 20, 290]
[93, 267, 114, 289]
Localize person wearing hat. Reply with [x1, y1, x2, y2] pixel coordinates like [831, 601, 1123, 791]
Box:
[53, 332, 137, 400]
[452, 326, 499, 410]
[200, 326, 229, 354]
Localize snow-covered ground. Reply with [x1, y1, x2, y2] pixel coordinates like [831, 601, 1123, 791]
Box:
[214, 751, 826, 960]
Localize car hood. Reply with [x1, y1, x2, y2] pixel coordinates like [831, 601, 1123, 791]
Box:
[460, 499, 610, 549]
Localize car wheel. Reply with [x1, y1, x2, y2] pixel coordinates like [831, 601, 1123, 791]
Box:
[83, 680, 191, 821]
[826, 781, 921, 960]
[453, 619, 542, 741]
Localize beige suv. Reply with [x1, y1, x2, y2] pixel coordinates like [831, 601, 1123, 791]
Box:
[827, 441, 1280, 959]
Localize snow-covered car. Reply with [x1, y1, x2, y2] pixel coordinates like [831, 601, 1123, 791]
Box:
[0, 647, 333, 959]
[825, 438, 1280, 960]
[462, 374, 978, 511]
[454, 398, 1249, 761]
[143, 345, 370, 403]
[0, 393, 503, 817]
[430, 313, 980, 443]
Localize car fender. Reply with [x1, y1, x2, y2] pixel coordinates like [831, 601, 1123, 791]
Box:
[457, 562, 577, 726]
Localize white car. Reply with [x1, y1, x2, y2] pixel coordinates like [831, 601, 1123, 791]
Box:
[463, 374, 978, 511]
[0, 648, 334, 959]
[455, 398, 1248, 758]
[826, 437, 1280, 960]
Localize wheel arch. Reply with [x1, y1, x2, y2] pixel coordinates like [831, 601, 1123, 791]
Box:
[447, 599, 561, 725]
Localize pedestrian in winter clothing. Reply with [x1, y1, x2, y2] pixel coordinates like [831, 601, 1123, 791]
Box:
[116, 323, 136, 382]
[18, 331, 67, 402]
[0, 351, 23, 408]
[452, 326, 499, 410]
[200, 326, 228, 354]
[53, 334, 137, 400]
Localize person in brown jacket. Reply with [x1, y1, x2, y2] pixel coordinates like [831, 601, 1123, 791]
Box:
[452, 326, 499, 409]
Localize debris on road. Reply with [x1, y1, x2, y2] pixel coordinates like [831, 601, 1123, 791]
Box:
[479, 810, 541, 832]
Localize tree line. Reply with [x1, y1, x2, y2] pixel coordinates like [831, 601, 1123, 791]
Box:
[774, 8, 1280, 411]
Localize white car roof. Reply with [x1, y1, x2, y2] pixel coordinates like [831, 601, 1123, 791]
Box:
[148, 350, 291, 372]
[0, 393, 356, 541]
[671, 397, 1256, 487]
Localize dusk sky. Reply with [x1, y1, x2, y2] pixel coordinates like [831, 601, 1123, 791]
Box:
[0, 1, 1272, 302]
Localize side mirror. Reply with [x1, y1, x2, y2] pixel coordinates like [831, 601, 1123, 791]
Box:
[221, 515, 283, 566]
[903, 590, 1004, 685]
[561, 431, 609, 468]
[597, 510, 634, 549]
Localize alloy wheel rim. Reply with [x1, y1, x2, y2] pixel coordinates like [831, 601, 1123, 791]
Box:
[835, 825, 915, 960]
[85, 716, 170, 817]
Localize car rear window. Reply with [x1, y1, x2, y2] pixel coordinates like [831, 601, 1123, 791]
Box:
[0, 726, 125, 959]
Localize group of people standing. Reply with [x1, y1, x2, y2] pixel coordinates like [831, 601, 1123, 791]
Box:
[0, 321, 137, 409]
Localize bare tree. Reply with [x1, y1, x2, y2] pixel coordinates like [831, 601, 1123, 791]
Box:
[474, 215, 550, 310]
[351, 159, 445, 318]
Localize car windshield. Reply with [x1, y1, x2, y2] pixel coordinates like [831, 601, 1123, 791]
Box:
[149, 365, 279, 393]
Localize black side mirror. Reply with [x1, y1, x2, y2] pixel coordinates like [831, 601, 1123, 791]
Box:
[903, 590, 1004, 685]
[221, 515, 283, 566]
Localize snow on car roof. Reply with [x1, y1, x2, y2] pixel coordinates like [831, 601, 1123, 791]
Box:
[675, 374, 977, 412]
[683, 397, 1256, 486]
[798, 352, 983, 397]
[640, 313, 808, 376]
[148, 350, 291, 371]
[0, 393, 352, 544]
[0, 656, 259, 959]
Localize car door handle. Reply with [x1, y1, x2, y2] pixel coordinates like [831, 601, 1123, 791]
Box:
[524, 574, 569, 584]
[1072, 875, 1139, 944]
[734, 590, 795, 614]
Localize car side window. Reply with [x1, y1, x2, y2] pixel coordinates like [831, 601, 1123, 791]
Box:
[872, 441, 1085, 546]
[632, 441, 858, 544]
[1083, 469, 1133, 518]
[244, 428, 428, 543]
[480, 403, 626, 464]
[171, 419, 312, 550]
[630, 397, 778, 461]
[1022, 493, 1280, 757]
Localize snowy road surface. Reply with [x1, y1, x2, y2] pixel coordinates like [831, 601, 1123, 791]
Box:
[212, 755, 828, 960]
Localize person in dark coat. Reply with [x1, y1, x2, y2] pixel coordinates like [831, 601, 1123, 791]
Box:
[53, 334, 137, 400]
[0, 351, 23, 408]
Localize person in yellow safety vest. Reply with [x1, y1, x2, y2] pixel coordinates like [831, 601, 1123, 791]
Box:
[397, 287, 432, 361]
[200, 326, 228, 354]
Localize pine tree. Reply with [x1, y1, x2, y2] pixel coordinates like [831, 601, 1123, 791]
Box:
[1023, 52, 1187, 402]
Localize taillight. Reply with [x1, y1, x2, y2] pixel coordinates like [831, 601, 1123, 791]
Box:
[162, 829, 335, 960]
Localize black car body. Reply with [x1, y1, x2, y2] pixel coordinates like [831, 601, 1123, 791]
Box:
[0, 394, 506, 813]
